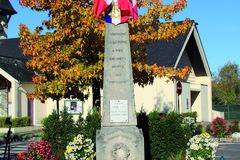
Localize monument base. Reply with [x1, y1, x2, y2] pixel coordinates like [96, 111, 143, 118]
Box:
[96, 126, 144, 160]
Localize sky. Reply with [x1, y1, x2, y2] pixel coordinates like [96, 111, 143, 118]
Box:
[7, 0, 240, 74]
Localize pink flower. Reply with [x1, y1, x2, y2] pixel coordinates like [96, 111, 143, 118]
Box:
[16, 140, 57, 160]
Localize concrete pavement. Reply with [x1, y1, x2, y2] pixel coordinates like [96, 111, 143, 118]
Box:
[215, 143, 240, 160]
[0, 141, 30, 160]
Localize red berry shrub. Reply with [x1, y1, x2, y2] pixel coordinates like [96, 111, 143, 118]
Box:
[210, 117, 228, 138]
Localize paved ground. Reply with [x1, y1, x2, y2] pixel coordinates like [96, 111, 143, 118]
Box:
[0, 141, 30, 160]
[215, 143, 240, 160]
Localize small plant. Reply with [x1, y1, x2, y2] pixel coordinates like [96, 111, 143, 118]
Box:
[210, 117, 228, 138]
[65, 134, 96, 160]
[232, 132, 240, 138]
[186, 132, 218, 160]
[75, 108, 101, 144]
[16, 140, 57, 160]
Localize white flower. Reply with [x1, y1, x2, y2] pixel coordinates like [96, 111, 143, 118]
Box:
[186, 133, 218, 160]
[65, 134, 95, 160]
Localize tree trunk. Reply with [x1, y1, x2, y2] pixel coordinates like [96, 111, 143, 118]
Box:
[56, 99, 60, 115]
[92, 79, 101, 111]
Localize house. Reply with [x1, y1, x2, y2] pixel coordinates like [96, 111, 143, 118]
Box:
[134, 23, 212, 122]
[0, 1, 213, 125]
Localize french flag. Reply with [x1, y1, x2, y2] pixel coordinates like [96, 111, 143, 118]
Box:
[93, 0, 138, 23]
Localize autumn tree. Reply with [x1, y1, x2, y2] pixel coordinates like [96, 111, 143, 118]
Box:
[19, 0, 191, 107]
[212, 62, 240, 105]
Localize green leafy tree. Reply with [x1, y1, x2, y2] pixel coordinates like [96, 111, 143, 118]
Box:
[212, 62, 240, 105]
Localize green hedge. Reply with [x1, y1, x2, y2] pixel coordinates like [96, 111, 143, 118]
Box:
[137, 111, 197, 160]
[42, 109, 76, 160]
[42, 108, 101, 159]
[180, 111, 197, 121]
[0, 117, 31, 128]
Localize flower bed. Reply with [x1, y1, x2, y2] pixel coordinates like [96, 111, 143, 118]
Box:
[65, 134, 95, 160]
[186, 133, 218, 160]
[17, 140, 57, 160]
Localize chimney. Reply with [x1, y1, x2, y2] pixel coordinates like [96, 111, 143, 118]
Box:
[0, 0, 17, 39]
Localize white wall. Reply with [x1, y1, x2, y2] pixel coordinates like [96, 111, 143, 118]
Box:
[134, 77, 175, 113]
[201, 85, 209, 121]
[19, 88, 28, 117]
[180, 82, 191, 113]
[21, 83, 94, 125]
[196, 77, 212, 121]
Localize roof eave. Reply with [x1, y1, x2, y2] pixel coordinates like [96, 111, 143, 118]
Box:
[174, 23, 212, 77]
[174, 23, 195, 68]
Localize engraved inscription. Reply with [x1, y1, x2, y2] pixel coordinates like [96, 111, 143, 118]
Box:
[106, 29, 130, 84]
[109, 80, 128, 83]
[112, 49, 123, 53]
[109, 57, 125, 61]
[112, 65, 124, 68]
[110, 40, 128, 44]
[110, 32, 127, 36]
[110, 100, 128, 123]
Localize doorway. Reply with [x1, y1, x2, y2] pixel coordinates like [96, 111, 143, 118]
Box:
[27, 99, 34, 125]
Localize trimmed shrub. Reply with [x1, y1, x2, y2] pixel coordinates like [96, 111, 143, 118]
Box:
[167, 151, 185, 160]
[181, 112, 197, 122]
[148, 111, 187, 159]
[42, 109, 76, 159]
[42, 108, 101, 159]
[0, 117, 8, 127]
[12, 117, 31, 127]
[76, 108, 101, 144]
[137, 111, 197, 159]
[137, 110, 151, 160]
[0, 117, 31, 128]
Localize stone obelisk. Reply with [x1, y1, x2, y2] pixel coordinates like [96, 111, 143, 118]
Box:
[96, 1, 144, 159]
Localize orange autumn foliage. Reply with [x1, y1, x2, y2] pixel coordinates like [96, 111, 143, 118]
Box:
[19, 0, 191, 101]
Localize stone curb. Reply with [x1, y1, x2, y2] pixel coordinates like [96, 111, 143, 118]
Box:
[212, 137, 240, 143]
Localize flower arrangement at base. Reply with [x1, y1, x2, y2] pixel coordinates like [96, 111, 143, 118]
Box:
[16, 140, 57, 160]
[65, 134, 96, 160]
[186, 132, 218, 160]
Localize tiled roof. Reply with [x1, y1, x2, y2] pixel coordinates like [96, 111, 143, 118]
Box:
[146, 30, 189, 67]
[0, 38, 34, 82]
